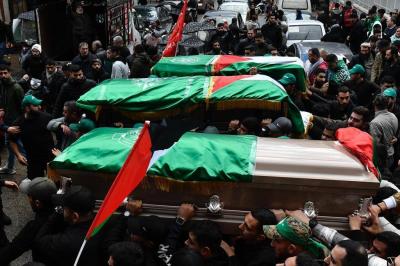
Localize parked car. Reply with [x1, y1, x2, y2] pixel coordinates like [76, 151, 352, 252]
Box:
[202, 10, 245, 29]
[284, 10, 313, 21]
[286, 20, 326, 47]
[287, 41, 354, 63]
[218, 2, 249, 22]
[135, 4, 173, 33]
[276, 0, 312, 14]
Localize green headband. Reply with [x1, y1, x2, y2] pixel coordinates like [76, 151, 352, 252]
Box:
[276, 219, 328, 259]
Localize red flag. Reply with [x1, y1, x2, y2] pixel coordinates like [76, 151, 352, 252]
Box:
[162, 0, 188, 57]
[85, 123, 152, 239]
[336, 127, 379, 178]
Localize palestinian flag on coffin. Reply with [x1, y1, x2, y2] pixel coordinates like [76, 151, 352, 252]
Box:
[151, 55, 307, 91]
[76, 75, 304, 133]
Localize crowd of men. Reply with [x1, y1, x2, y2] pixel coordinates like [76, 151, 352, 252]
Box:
[1, 0, 400, 265]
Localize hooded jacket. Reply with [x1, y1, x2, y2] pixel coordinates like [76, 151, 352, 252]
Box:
[0, 78, 24, 124]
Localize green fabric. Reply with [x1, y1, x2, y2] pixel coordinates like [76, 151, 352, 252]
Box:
[151, 55, 307, 91]
[276, 219, 328, 259]
[278, 73, 296, 86]
[50, 127, 141, 173]
[147, 132, 257, 182]
[77, 78, 203, 113]
[77, 76, 305, 133]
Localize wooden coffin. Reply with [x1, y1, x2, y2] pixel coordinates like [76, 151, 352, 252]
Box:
[49, 131, 379, 232]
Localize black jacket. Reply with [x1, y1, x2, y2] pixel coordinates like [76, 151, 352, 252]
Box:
[261, 23, 282, 49]
[234, 239, 275, 266]
[344, 79, 379, 108]
[53, 78, 96, 117]
[329, 100, 354, 120]
[0, 210, 53, 264]
[0, 78, 24, 124]
[71, 53, 98, 77]
[41, 71, 67, 112]
[10, 111, 54, 159]
[235, 38, 255, 56]
[86, 68, 110, 84]
[348, 20, 367, 53]
[22, 53, 47, 79]
[34, 213, 103, 266]
[130, 53, 153, 78]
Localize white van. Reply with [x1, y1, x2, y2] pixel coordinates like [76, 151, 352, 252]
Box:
[276, 0, 312, 14]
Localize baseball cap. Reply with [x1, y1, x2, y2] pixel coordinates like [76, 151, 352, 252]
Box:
[26, 177, 57, 202]
[52, 185, 95, 214]
[267, 117, 292, 135]
[69, 118, 96, 134]
[383, 88, 397, 98]
[278, 73, 297, 86]
[349, 64, 366, 76]
[22, 95, 42, 108]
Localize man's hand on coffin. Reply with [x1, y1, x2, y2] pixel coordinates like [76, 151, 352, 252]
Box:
[348, 214, 363, 230]
[270, 209, 287, 222]
[220, 240, 235, 257]
[285, 210, 310, 224]
[362, 206, 383, 235]
[126, 199, 143, 216]
[177, 203, 195, 222]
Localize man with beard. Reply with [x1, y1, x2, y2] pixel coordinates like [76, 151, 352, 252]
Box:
[9, 95, 54, 179]
[345, 64, 379, 108]
[0, 64, 24, 177]
[233, 209, 277, 266]
[370, 95, 398, 168]
[47, 101, 82, 152]
[380, 46, 400, 84]
[348, 43, 375, 81]
[278, 73, 305, 109]
[236, 29, 256, 56]
[71, 42, 98, 77]
[348, 13, 367, 54]
[41, 59, 66, 114]
[86, 58, 109, 84]
[52, 64, 96, 117]
[371, 39, 390, 84]
[207, 40, 225, 55]
[112, 36, 131, 61]
[254, 34, 270, 56]
[313, 106, 371, 134]
[305, 48, 328, 85]
[209, 23, 229, 53]
[264, 217, 329, 262]
[0, 177, 57, 264]
[22, 44, 47, 80]
[329, 86, 354, 120]
[261, 13, 283, 51]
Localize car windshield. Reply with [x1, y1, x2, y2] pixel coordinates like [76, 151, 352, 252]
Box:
[285, 12, 311, 21]
[136, 7, 157, 19]
[282, 0, 308, 9]
[219, 5, 246, 18]
[287, 25, 322, 40]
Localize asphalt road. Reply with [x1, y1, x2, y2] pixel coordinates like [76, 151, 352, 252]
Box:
[1, 149, 34, 265]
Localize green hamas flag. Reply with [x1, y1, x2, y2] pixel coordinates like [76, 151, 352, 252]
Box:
[151, 55, 307, 91]
[77, 75, 305, 133]
[76, 77, 204, 114]
[147, 132, 257, 182]
[50, 127, 141, 173]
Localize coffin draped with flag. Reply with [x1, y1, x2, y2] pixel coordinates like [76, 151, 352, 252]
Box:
[76, 75, 305, 133]
[49, 127, 379, 231]
[151, 55, 307, 91]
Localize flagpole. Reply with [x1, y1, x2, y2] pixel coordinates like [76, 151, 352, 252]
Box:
[74, 239, 87, 266]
